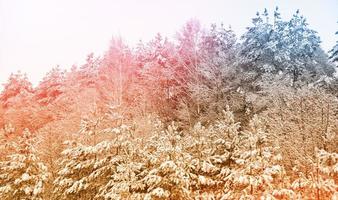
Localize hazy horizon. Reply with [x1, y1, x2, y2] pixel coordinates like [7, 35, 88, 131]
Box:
[1, 0, 338, 88]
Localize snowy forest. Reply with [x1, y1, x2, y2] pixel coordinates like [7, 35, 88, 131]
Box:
[0, 7, 338, 200]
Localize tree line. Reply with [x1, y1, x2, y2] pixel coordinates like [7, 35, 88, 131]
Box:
[0, 8, 337, 199]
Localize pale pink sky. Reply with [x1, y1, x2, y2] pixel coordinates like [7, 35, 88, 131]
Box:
[1, 0, 338, 88]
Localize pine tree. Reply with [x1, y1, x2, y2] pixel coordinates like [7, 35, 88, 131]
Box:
[137, 34, 178, 119]
[227, 115, 287, 199]
[53, 113, 108, 199]
[0, 72, 37, 132]
[285, 10, 321, 85]
[200, 23, 237, 58]
[195, 107, 242, 199]
[35, 67, 65, 106]
[240, 8, 324, 86]
[139, 122, 196, 199]
[329, 22, 338, 65]
[292, 148, 338, 199]
[53, 140, 114, 199]
[0, 129, 49, 200]
[240, 10, 274, 73]
[0, 72, 34, 109]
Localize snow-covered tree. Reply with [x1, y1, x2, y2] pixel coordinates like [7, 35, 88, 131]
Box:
[258, 86, 338, 170]
[292, 148, 338, 199]
[0, 72, 38, 132]
[0, 72, 34, 109]
[240, 8, 325, 86]
[220, 114, 288, 199]
[329, 22, 338, 65]
[200, 23, 237, 58]
[52, 112, 109, 199]
[100, 37, 133, 108]
[240, 9, 274, 73]
[0, 123, 16, 162]
[0, 129, 49, 200]
[177, 24, 241, 125]
[53, 140, 113, 199]
[136, 34, 178, 119]
[35, 67, 66, 106]
[176, 19, 203, 67]
[139, 123, 196, 199]
[53, 118, 140, 200]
